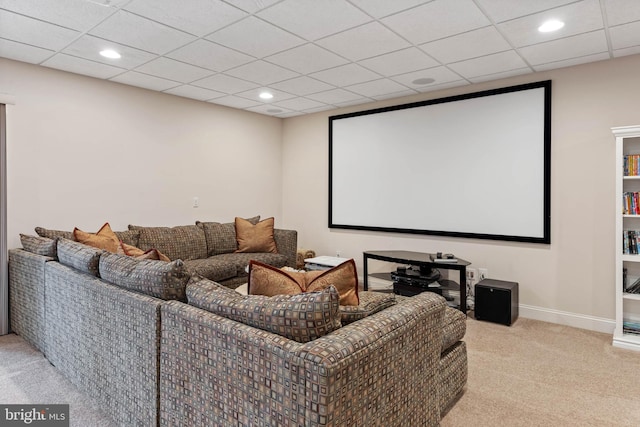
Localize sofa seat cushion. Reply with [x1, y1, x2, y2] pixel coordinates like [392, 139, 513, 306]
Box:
[188, 276, 342, 343]
[128, 225, 207, 261]
[57, 238, 102, 277]
[182, 258, 237, 283]
[212, 252, 289, 276]
[339, 291, 396, 325]
[442, 306, 466, 352]
[99, 252, 190, 301]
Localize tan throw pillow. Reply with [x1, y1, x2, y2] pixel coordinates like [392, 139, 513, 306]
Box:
[73, 223, 120, 253]
[248, 261, 305, 296]
[118, 241, 171, 262]
[235, 217, 277, 253]
[305, 259, 360, 306]
[249, 259, 359, 306]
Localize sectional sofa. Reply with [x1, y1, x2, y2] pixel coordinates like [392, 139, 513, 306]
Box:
[8, 222, 467, 426]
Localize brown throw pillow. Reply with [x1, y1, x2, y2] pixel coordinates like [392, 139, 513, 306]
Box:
[235, 217, 277, 253]
[118, 241, 171, 262]
[73, 223, 120, 253]
[248, 259, 359, 306]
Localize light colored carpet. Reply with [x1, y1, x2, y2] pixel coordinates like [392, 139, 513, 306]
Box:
[442, 316, 640, 427]
[2, 316, 640, 426]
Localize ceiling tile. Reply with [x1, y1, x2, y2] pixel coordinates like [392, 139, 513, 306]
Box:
[371, 89, 418, 101]
[42, 53, 125, 79]
[270, 76, 334, 96]
[272, 97, 327, 111]
[306, 88, 368, 104]
[62, 35, 157, 69]
[391, 66, 464, 89]
[415, 80, 468, 93]
[0, 9, 80, 51]
[299, 105, 335, 114]
[0, 38, 54, 64]
[167, 39, 253, 72]
[613, 45, 640, 58]
[609, 21, 640, 50]
[448, 50, 529, 79]
[124, 0, 247, 37]
[205, 16, 305, 57]
[110, 70, 180, 91]
[345, 78, 411, 97]
[519, 30, 609, 66]
[209, 95, 261, 109]
[225, 60, 299, 85]
[497, 0, 603, 48]
[257, 0, 371, 41]
[223, 0, 281, 14]
[0, 0, 115, 31]
[309, 63, 380, 86]
[164, 84, 226, 101]
[316, 21, 410, 61]
[381, 0, 490, 44]
[192, 73, 259, 93]
[246, 104, 294, 116]
[603, 0, 640, 26]
[473, 0, 576, 23]
[359, 47, 439, 76]
[348, 0, 433, 19]
[420, 26, 512, 64]
[532, 52, 610, 72]
[468, 67, 531, 83]
[89, 10, 196, 54]
[265, 43, 348, 74]
[235, 87, 296, 103]
[135, 57, 214, 83]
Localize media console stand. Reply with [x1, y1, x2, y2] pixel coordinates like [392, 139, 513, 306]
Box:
[363, 250, 470, 314]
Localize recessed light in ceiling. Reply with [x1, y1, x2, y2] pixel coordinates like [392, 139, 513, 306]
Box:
[99, 49, 121, 59]
[538, 19, 565, 33]
[412, 77, 436, 85]
[259, 91, 274, 100]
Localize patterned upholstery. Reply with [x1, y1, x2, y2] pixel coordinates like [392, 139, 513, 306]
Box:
[34, 227, 140, 247]
[45, 261, 161, 427]
[439, 341, 468, 414]
[182, 258, 237, 282]
[100, 252, 190, 301]
[211, 252, 289, 276]
[442, 305, 467, 352]
[187, 277, 342, 343]
[114, 230, 140, 247]
[128, 224, 208, 261]
[56, 238, 102, 277]
[160, 291, 447, 427]
[196, 216, 260, 256]
[19, 234, 57, 258]
[339, 291, 397, 325]
[8, 249, 53, 353]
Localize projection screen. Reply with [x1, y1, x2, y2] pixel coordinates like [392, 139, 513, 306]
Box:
[329, 80, 551, 244]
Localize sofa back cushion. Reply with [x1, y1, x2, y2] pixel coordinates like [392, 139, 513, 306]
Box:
[196, 216, 260, 256]
[100, 252, 190, 300]
[128, 225, 207, 261]
[57, 238, 102, 276]
[35, 226, 140, 247]
[187, 276, 342, 343]
[20, 234, 57, 258]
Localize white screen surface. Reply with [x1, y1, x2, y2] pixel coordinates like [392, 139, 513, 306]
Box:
[329, 82, 550, 243]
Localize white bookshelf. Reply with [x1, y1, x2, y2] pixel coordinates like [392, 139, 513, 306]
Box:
[613, 125, 640, 351]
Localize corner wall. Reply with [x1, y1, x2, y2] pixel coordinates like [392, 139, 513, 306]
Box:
[282, 54, 640, 329]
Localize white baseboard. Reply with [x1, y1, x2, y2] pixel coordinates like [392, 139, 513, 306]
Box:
[519, 304, 615, 334]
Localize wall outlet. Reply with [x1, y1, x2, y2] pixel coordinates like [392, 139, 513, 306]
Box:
[466, 268, 478, 287]
[478, 268, 488, 281]
[336, 250, 341, 257]
[193, 197, 199, 208]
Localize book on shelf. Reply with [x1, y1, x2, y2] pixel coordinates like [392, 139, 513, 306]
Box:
[626, 276, 640, 294]
[624, 154, 640, 176]
[623, 229, 640, 254]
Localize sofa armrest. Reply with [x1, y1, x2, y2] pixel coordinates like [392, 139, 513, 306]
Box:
[160, 291, 446, 426]
[274, 228, 297, 268]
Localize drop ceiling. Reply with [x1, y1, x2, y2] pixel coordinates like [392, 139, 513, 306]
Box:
[1, 0, 639, 117]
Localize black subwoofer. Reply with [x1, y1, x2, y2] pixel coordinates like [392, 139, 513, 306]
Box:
[474, 279, 519, 326]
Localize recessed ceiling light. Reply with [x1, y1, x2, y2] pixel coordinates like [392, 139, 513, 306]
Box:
[259, 91, 274, 100]
[99, 49, 121, 59]
[412, 77, 436, 85]
[538, 19, 565, 33]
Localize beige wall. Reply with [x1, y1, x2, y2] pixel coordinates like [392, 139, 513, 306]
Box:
[282, 54, 640, 327]
[0, 58, 283, 249]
